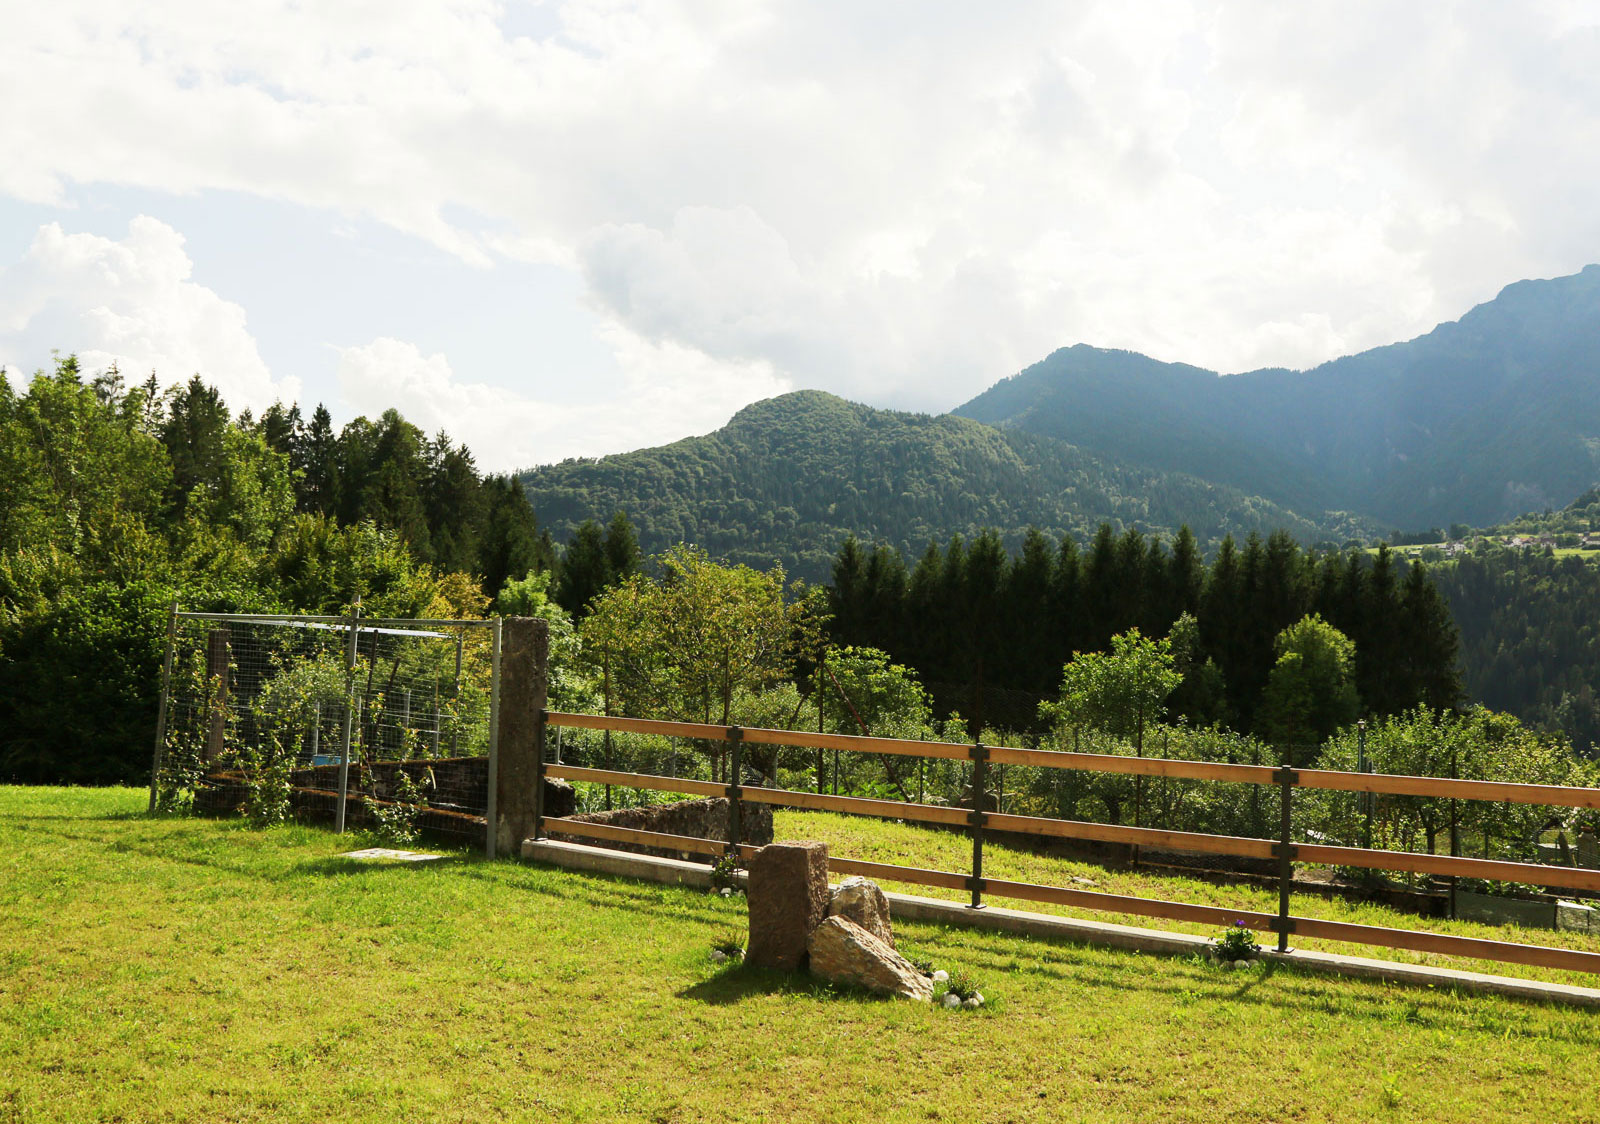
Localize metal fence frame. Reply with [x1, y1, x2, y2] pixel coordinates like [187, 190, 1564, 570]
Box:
[148, 604, 502, 852]
[537, 710, 1600, 978]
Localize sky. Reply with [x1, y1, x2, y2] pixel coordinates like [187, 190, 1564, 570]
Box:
[3, 1, 1599, 471]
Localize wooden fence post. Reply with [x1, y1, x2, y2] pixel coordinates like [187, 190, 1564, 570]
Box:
[493, 616, 548, 857]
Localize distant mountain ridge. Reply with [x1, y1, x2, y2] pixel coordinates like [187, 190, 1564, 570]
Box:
[521, 265, 1599, 578]
[956, 265, 1600, 529]
[519, 390, 1373, 582]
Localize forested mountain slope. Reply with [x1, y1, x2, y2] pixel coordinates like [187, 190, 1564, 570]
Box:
[1433, 547, 1600, 754]
[519, 390, 1374, 582]
[956, 265, 1600, 530]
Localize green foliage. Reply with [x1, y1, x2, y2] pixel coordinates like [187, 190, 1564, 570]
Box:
[367, 769, 427, 846]
[1303, 706, 1593, 868]
[939, 968, 984, 1004]
[1434, 545, 1600, 752]
[578, 546, 822, 780]
[233, 649, 347, 829]
[0, 356, 575, 783]
[1213, 922, 1259, 962]
[820, 646, 933, 738]
[0, 576, 176, 784]
[709, 853, 741, 891]
[1257, 613, 1360, 752]
[834, 525, 1459, 739]
[1043, 628, 1183, 753]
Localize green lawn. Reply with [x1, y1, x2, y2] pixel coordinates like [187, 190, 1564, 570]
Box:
[4, 788, 1599, 1123]
[774, 810, 1600, 989]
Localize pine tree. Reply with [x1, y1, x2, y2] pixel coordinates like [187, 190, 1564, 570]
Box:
[603, 511, 642, 582]
[296, 405, 340, 515]
[558, 519, 611, 615]
[159, 376, 230, 519]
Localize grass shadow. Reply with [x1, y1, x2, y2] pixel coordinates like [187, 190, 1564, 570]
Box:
[290, 854, 470, 878]
[676, 963, 841, 1005]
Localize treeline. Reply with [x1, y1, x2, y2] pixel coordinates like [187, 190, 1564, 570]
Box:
[0, 360, 566, 784]
[828, 525, 1462, 737]
[1434, 547, 1600, 753]
[207, 386, 551, 594]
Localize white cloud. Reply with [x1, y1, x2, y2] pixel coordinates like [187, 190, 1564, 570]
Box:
[336, 328, 789, 471]
[5, 1, 1600, 422]
[0, 217, 298, 411]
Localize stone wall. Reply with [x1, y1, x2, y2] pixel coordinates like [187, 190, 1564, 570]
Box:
[194, 758, 576, 847]
[288, 757, 492, 814]
[550, 797, 775, 861]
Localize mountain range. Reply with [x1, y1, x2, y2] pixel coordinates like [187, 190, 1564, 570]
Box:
[522, 265, 1600, 580]
[957, 265, 1600, 529]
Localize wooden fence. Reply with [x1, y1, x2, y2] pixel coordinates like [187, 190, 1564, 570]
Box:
[533, 711, 1600, 977]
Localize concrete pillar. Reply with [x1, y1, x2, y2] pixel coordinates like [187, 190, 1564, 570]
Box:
[494, 617, 548, 855]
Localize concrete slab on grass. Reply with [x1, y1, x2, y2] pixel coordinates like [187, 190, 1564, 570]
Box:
[338, 848, 444, 862]
[521, 837, 1600, 1009]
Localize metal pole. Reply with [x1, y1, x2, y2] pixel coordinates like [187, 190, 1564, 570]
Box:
[430, 682, 440, 757]
[602, 647, 613, 810]
[450, 633, 463, 757]
[1132, 723, 1144, 869]
[147, 600, 180, 813]
[1450, 747, 1460, 920]
[968, 741, 988, 909]
[1358, 720, 1371, 850]
[816, 654, 826, 795]
[1275, 764, 1296, 953]
[335, 600, 360, 833]
[485, 616, 503, 857]
[726, 726, 745, 862]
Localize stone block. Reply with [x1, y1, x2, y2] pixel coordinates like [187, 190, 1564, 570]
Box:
[807, 916, 933, 1001]
[1558, 900, 1597, 934]
[1456, 889, 1557, 930]
[828, 875, 894, 947]
[746, 841, 830, 971]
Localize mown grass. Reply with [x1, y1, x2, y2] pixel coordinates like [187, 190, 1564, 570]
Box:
[3, 787, 1600, 1123]
[774, 809, 1600, 989]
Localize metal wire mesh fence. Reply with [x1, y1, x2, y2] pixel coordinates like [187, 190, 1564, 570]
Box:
[150, 609, 498, 846]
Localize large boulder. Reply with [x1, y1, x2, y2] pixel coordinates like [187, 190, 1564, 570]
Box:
[828, 876, 894, 947]
[807, 916, 933, 1001]
[746, 841, 831, 971]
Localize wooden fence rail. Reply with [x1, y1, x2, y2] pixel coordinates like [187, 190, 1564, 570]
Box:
[539, 710, 1600, 978]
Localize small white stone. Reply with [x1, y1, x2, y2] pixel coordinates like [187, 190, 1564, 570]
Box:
[1230, 958, 1251, 970]
[710, 949, 727, 962]
[942, 993, 962, 1008]
[963, 996, 981, 1009]
[720, 887, 733, 897]
[932, 970, 949, 982]
[972, 992, 984, 1005]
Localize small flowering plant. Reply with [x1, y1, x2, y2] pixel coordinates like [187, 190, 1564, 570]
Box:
[708, 933, 745, 963]
[942, 969, 981, 1002]
[1213, 921, 1260, 963]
